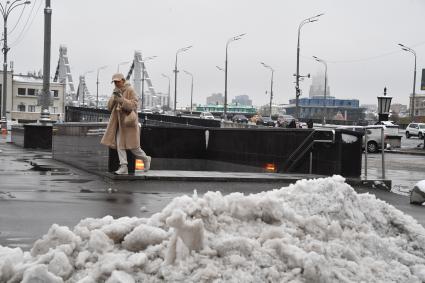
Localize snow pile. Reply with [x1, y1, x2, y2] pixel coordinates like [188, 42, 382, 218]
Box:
[416, 180, 425, 194]
[341, 133, 358, 144]
[1, 176, 425, 282]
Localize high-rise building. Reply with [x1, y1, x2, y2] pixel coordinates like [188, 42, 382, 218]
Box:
[206, 93, 224, 105]
[309, 72, 331, 98]
[232, 95, 252, 106]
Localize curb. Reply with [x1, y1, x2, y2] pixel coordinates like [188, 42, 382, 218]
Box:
[385, 149, 425, 156]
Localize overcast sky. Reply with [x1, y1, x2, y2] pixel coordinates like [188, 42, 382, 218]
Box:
[6, 0, 425, 107]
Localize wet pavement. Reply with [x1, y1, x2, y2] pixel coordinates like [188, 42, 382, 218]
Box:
[1, 133, 424, 250]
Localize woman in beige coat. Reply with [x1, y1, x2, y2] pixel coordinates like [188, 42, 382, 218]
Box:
[101, 73, 151, 175]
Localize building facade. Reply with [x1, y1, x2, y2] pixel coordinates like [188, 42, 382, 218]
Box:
[196, 104, 256, 115]
[285, 97, 364, 121]
[231, 95, 252, 106]
[409, 93, 425, 117]
[206, 93, 224, 105]
[309, 72, 331, 98]
[0, 71, 66, 122]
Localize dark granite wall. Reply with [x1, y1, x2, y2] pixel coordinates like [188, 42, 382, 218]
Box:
[52, 123, 363, 177]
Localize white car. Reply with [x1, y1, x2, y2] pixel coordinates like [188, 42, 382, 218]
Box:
[405, 123, 425, 139]
[200, 112, 214, 119]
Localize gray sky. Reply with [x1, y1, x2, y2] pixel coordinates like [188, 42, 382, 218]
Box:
[6, 0, 425, 107]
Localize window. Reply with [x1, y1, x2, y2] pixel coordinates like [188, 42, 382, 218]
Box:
[27, 88, 36, 96]
[53, 90, 59, 98]
[18, 88, 26, 96]
[28, 105, 36, 112]
[18, 104, 25, 112]
[53, 107, 57, 113]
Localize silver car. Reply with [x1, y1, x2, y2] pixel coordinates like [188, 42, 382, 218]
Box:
[405, 123, 425, 139]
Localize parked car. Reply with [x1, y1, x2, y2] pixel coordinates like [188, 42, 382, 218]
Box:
[232, 114, 248, 123]
[405, 123, 425, 139]
[260, 117, 276, 127]
[200, 111, 215, 119]
[141, 108, 153, 114]
[277, 114, 295, 128]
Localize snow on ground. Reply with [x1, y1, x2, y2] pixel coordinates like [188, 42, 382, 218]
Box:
[1, 176, 425, 282]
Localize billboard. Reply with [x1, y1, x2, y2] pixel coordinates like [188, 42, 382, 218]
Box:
[422, 69, 425, 91]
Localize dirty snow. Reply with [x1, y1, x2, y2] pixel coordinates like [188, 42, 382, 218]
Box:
[0, 176, 425, 282]
[416, 180, 425, 194]
[341, 133, 358, 144]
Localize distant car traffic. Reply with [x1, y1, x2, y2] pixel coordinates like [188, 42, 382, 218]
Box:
[405, 123, 425, 139]
[232, 114, 248, 123]
[277, 114, 295, 127]
[200, 112, 215, 119]
[141, 109, 153, 114]
[260, 117, 276, 127]
[250, 114, 262, 124]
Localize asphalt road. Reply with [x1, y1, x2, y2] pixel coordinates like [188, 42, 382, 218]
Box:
[0, 135, 424, 250]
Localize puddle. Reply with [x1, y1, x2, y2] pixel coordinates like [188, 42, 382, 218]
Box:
[0, 191, 16, 199]
[53, 179, 92, 183]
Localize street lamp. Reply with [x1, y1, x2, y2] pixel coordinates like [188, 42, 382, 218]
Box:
[139, 55, 157, 111]
[96, 65, 108, 109]
[173, 45, 192, 113]
[312, 56, 328, 124]
[161, 73, 171, 109]
[295, 13, 324, 119]
[377, 87, 392, 122]
[0, 0, 31, 130]
[224, 33, 246, 119]
[117, 61, 130, 73]
[82, 70, 93, 107]
[183, 70, 194, 115]
[260, 62, 274, 119]
[398, 43, 417, 120]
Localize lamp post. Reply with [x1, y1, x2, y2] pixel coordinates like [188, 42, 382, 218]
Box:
[398, 43, 417, 120]
[39, 0, 52, 122]
[96, 65, 107, 109]
[161, 73, 171, 109]
[260, 62, 274, 119]
[82, 70, 93, 107]
[139, 55, 156, 111]
[216, 66, 224, 72]
[183, 70, 194, 115]
[173, 45, 192, 113]
[377, 87, 392, 122]
[313, 56, 327, 124]
[0, 0, 31, 129]
[224, 33, 246, 119]
[117, 61, 130, 73]
[295, 13, 324, 119]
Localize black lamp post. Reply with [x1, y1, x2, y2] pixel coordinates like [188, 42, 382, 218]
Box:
[377, 87, 392, 122]
[0, 0, 31, 130]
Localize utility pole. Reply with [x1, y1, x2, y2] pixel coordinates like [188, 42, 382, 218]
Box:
[40, 0, 52, 122]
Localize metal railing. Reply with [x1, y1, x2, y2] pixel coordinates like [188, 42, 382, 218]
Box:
[363, 125, 386, 180]
[285, 129, 335, 173]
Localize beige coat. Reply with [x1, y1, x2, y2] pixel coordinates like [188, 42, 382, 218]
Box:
[101, 82, 140, 149]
